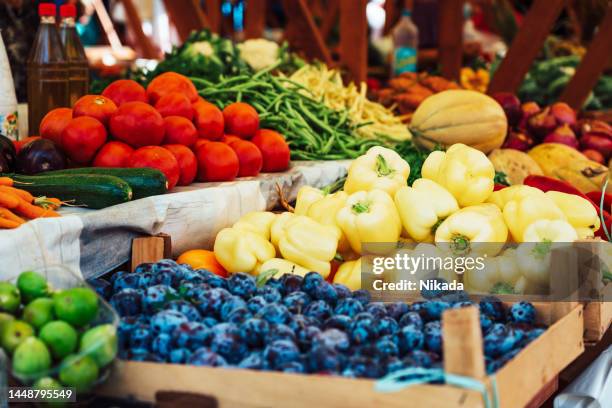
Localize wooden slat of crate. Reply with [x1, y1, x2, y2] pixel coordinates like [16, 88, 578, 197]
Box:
[583, 282, 612, 342]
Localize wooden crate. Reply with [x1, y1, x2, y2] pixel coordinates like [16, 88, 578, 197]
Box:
[583, 282, 612, 343]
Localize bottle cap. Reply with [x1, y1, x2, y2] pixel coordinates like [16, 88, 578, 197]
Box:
[60, 4, 77, 18]
[38, 3, 56, 17]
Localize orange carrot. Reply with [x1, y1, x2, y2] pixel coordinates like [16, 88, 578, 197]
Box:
[0, 177, 13, 186]
[0, 186, 34, 202]
[0, 208, 25, 224]
[33, 196, 62, 210]
[0, 218, 20, 229]
[14, 200, 60, 219]
[0, 193, 20, 209]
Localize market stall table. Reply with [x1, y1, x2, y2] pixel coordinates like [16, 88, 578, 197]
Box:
[0, 160, 348, 280]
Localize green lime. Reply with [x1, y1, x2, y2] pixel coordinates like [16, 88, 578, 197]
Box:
[59, 354, 99, 393]
[39, 321, 78, 360]
[0, 282, 21, 313]
[0, 312, 14, 337]
[33, 377, 66, 407]
[0, 320, 34, 354]
[12, 337, 51, 379]
[17, 271, 48, 303]
[53, 288, 98, 327]
[80, 324, 117, 367]
[23, 297, 55, 329]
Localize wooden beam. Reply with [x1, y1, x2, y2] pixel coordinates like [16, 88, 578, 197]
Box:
[119, 0, 159, 59]
[204, 0, 221, 33]
[488, 0, 565, 94]
[244, 0, 266, 39]
[442, 306, 486, 379]
[437, 0, 464, 81]
[282, 0, 333, 66]
[319, 0, 339, 41]
[163, 0, 210, 42]
[559, 4, 612, 110]
[339, 0, 368, 83]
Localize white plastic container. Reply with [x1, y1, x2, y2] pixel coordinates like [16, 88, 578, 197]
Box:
[0, 30, 18, 140]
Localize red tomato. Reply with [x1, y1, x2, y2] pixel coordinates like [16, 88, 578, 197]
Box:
[163, 144, 198, 186]
[193, 138, 209, 151]
[93, 141, 134, 167]
[39, 107, 72, 147]
[221, 134, 241, 144]
[147, 72, 199, 104]
[251, 129, 290, 172]
[155, 92, 194, 120]
[192, 99, 224, 140]
[227, 139, 263, 177]
[195, 142, 239, 182]
[163, 116, 198, 147]
[72, 94, 117, 126]
[102, 79, 147, 106]
[109, 101, 165, 147]
[61, 116, 107, 165]
[128, 146, 180, 189]
[222, 102, 259, 139]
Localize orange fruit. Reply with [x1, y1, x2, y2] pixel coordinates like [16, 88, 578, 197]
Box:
[177, 250, 227, 277]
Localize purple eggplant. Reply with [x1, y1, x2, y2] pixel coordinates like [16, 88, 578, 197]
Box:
[16, 139, 66, 174]
[0, 134, 16, 172]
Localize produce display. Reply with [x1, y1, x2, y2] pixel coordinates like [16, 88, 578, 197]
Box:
[517, 56, 612, 110]
[203, 144, 602, 295]
[492, 93, 611, 193]
[0, 271, 117, 393]
[287, 64, 411, 142]
[375, 72, 460, 120]
[0, 176, 62, 228]
[93, 259, 545, 377]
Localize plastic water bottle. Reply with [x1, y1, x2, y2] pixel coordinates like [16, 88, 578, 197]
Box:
[391, 8, 419, 76]
[0, 30, 18, 140]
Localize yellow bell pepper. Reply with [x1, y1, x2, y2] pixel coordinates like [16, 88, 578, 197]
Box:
[435, 203, 507, 257]
[259, 258, 310, 278]
[333, 258, 362, 290]
[545, 191, 600, 239]
[394, 179, 459, 242]
[214, 227, 276, 275]
[294, 186, 325, 216]
[278, 216, 340, 278]
[503, 194, 566, 242]
[270, 212, 296, 249]
[522, 219, 578, 243]
[337, 189, 402, 254]
[233, 211, 277, 240]
[344, 146, 410, 196]
[422, 143, 495, 207]
[307, 190, 350, 252]
[486, 185, 543, 210]
[463, 256, 500, 293]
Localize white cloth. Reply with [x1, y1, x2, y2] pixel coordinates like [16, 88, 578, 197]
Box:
[554, 346, 612, 408]
[0, 161, 349, 279]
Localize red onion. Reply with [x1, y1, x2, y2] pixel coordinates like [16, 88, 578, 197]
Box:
[492, 92, 522, 128]
[542, 124, 579, 149]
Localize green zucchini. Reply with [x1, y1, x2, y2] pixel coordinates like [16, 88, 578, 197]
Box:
[10, 174, 133, 209]
[40, 167, 168, 199]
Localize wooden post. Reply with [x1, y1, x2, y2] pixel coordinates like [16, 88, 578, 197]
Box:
[437, 0, 464, 81]
[319, 0, 339, 41]
[282, 0, 333, 66]
[487, 0, 565, 94]
[131, 233, 172, 271]
[204, 0, 221, 33]
[442, 306, 486, 379]
[339, 0, 368, 84]
[244, 0, 266, 39]
[163, 0, 211, 42]
[119, 0, 159, 59]
[559, 5, 612, 109]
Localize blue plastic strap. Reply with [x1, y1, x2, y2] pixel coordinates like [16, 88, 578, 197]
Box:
[375, 368, 499, 408]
